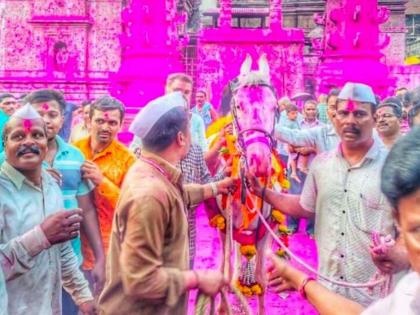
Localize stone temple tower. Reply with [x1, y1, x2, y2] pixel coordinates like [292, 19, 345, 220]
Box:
[110, 0, 187, 118]
[317, 0, 395, 96]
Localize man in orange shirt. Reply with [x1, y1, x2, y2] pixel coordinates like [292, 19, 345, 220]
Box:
[74, 96, 136, 284]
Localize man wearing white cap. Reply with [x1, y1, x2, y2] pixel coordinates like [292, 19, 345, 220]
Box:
[248, 82, 407, 306]
[0, 104, 95, 314]
[99, 92, 235, 315]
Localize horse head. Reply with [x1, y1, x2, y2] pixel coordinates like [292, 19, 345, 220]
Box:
[225, 54, 278, 177]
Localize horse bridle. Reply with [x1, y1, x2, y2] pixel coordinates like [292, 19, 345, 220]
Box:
[229, 82, 279, 159]
[229, 81, 279, 216]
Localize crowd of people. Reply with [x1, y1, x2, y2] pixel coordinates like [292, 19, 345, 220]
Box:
[0, 73, 419, 315]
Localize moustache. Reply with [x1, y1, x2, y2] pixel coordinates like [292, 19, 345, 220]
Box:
[16, 145, 41, 157]
[343, 127, 360, 135]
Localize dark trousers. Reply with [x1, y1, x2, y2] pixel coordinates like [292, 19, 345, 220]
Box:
[287, 169, 314, 234]
[62, 288, 79, 315]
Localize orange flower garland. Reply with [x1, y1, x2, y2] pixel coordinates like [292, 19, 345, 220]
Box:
[206, 116, 290, 296]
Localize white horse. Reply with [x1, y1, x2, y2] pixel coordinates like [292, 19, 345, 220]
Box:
[215, 54, 281, 315]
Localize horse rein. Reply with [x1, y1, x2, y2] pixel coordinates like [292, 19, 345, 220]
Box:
[229, 83, 279, 158]
[229, 82, 276, 248]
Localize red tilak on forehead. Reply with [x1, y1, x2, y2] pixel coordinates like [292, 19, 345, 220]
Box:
[346, 100, 356, 112]
[23, 119, 32, 133]
[104, 112, 110, 120]
[41, 103, 50, 111]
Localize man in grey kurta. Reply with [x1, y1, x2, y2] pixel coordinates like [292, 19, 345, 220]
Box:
[0, 104, 94, 315]
[248, 83, 398, 306]
[0, 268, 7, 315]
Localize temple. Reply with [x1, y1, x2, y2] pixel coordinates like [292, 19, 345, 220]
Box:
[0, 0, 419, 107]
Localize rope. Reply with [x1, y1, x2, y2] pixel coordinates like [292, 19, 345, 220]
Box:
[194, 284, 253, 315]
[195, 293, 213, 315]
[224, 194, 233, 279]
[220, 289, 233, 315]
[255, 208, 387, 289]
[194, 193, 253, 315]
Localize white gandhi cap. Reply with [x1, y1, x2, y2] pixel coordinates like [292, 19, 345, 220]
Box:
[11, 103, 42, 120]
[129, 92, 187, 139]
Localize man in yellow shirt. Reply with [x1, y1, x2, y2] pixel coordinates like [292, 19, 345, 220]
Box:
[74, 96, 136, 279]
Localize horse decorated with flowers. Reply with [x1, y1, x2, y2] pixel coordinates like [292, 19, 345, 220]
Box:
[205, 54, 290, 315]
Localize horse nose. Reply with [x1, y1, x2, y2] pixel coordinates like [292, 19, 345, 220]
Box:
[250, 154, 258, 167]
[249, 153, 269, 176]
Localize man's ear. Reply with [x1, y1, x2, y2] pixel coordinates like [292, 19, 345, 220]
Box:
[176, 131, 186, 147]
[60, 114, 65, 127]
[86, 117, 92, 129]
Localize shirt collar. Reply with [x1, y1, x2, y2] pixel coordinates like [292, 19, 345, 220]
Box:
[41, 136, 69, 168]
[326, 123, 337, 136]
[301, 119, 320, 127]
[335, 137, 383, 163]
[0, 108, 9, 117]
[79, 136, 118, 160]
[55, 135, 70, 158]
[140, 150, 182, 186]
[0, 161, 50, 191]
[94, 139, 118, 159]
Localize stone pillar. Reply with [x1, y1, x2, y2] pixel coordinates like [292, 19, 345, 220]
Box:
[317, 0, 395, 97]
[0, 0, 121, 102]
[110, 0, 185, 127]
[269, 0, 282, 29]
[218, 0, 232, 28]
[197, 0, 305, 108]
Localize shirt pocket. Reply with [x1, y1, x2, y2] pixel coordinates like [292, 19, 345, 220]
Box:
[351, 192, 390, 234]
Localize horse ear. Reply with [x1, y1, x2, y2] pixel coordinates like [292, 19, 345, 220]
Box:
[258, 54, 271, 82]
[240, 54, 252, 77]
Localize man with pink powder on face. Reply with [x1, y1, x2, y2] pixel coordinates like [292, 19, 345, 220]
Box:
[73, 96, 136, 285]
[248, 82, 409, 306]
[0, 104, 95, 315]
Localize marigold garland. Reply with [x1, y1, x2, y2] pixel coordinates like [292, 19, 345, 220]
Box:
[209, 214, 226, 230]
[207, 115, 291, 297]
[239, 245, 257, 260]
[236, 280, 263, 297]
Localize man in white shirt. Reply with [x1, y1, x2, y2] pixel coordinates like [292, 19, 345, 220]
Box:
[264, 124, 420, 315]
[249, 83, 398, 306]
